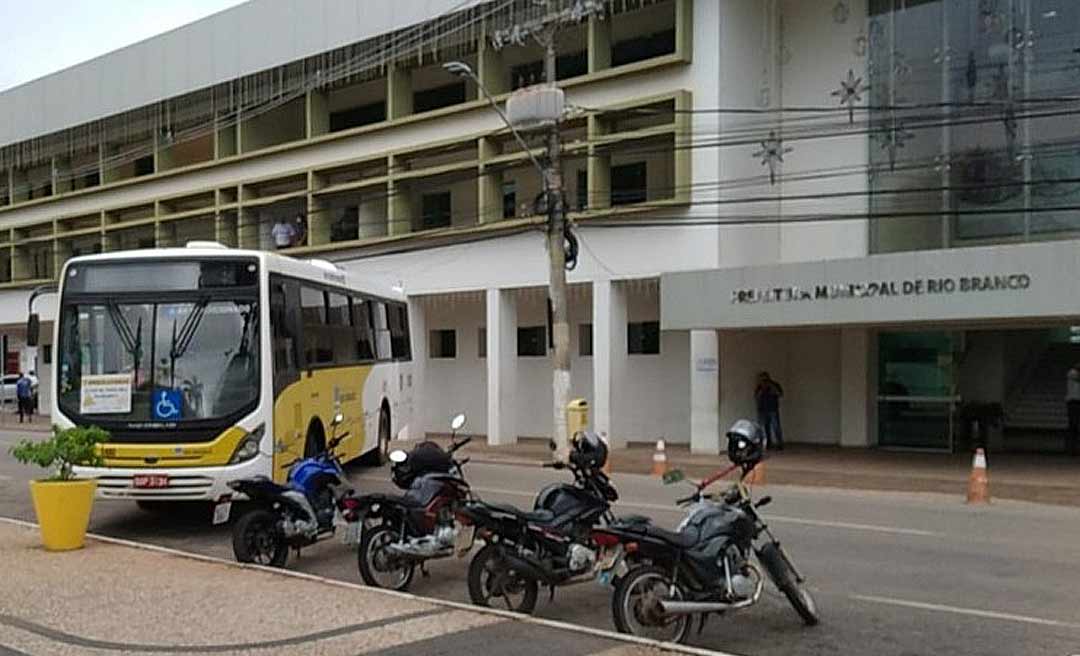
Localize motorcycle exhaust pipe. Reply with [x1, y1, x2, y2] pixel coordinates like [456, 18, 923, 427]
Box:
[501, 552, 557, 585]
[657, 598, 756, 615]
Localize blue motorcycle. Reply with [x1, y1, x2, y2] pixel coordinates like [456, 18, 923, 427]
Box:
[227, 413, 362, 567]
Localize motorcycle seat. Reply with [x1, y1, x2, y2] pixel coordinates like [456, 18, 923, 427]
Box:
[614, 514, 651, 525]
[360, 492, 423, 509]
[484, 502, 556, 524]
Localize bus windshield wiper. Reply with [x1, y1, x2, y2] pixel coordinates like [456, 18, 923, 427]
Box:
[168, 298, 209, 387]
[105, 303, 143, 381]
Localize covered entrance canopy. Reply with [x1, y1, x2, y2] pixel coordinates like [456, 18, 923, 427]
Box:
[662, 240, 1080, 453]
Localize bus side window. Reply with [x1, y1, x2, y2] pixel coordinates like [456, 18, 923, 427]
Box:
[270, 278, 300, 393]
[370, 300, 391, 361]
[327, 292, 355, 363]
[388, 303, 411, 360]
[301, 285, 332, 366]
[351, 296, 375, 361]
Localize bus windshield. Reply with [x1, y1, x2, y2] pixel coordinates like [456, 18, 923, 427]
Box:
[57, 299, 259, 423]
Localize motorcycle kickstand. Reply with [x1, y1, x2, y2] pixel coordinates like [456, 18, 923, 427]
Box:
[548, 586, 556, 603]
[420, 562, 431, 579]
[697, 614, 709, 636]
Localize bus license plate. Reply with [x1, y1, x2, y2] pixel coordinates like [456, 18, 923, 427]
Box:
[212, 501, 232, 525]
[133, 474, 168, 489]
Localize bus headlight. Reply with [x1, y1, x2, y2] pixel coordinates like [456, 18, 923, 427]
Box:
[229, 425, 265, 464]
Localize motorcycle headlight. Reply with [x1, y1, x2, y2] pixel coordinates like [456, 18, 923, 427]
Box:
[229, 424, 265, 464]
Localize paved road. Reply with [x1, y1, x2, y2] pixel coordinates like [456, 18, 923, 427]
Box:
[2, 429, 1079, 656]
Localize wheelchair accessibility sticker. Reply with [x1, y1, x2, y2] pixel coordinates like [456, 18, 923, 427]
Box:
[153, 389, 183, 420]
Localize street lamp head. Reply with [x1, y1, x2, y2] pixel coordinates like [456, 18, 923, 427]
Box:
[442, 61, 475, 80]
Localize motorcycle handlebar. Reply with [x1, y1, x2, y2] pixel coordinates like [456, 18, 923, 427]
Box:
[448, 436, 472, 453]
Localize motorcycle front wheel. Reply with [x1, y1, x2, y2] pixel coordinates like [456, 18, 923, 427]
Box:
[611, 565, 692, 644]
[757, 542, 820, 626]
[467, 544, 539, 614]
[232, 509, 288, 567]
[358, 524, 416, 591]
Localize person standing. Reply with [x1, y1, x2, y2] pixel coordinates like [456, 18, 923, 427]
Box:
[1067, 364, 1080, 456]
[15, 372, 33, 424]
[271, 217, 297, 249]
[755, 371, 785, 451]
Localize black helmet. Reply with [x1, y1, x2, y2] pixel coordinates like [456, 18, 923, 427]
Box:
[726, 419, 765, 467]
[391, 440, 453, 489]
[571, 431, 608, 470]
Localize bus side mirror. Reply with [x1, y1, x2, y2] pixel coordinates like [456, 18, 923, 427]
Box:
[26, 314, 40, 347]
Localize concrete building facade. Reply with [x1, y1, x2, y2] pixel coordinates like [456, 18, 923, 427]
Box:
[1, 0, 1078, 453]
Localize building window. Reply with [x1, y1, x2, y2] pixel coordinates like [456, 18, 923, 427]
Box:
[511, 50, 588, 89]
[430, 329, 457, 359]
[579, 323, 593, 357]
[414, 82, 466, 113]
[330, 102, 386, 132]
[612, 162, 647, 206]
[628, 321, 660, 355]
[421, 191, 452, 229]
[612, 28, 676, 67]
[502, 181, 517, 219]
[518, 326, 547, 357]
[576, 170, 588, 211]
[478, 327, 487, 358]
[133, 155, 155, 177]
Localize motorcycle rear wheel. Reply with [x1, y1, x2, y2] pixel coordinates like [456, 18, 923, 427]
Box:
[467, 544, 539, 614]
[358, 524, 416, 591]
[611, 565, 692, 644]
[232, 509, 288, 567]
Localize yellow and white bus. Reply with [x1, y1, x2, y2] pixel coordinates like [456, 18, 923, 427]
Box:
[47, 242, 413, 504]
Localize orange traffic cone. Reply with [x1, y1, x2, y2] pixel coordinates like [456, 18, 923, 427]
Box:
[651, 439, 668, 477]
[745, 461, 767, 486]
[966, 448, 990, 504]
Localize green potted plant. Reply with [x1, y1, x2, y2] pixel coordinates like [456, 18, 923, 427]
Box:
[10, 425, 109, 551]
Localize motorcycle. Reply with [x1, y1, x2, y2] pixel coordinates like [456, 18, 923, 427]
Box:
[458, 432, 618, 614]
[355, 413, 475, 591]
[227, 412, 362, 567]
[593, 420, 819, 644]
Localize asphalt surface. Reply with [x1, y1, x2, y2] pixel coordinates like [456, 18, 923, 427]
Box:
[2, 428, 1079, 656]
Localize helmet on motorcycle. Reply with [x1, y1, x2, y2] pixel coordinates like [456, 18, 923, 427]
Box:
[571, 431, 608, 470]
[726, 419, 766, 467]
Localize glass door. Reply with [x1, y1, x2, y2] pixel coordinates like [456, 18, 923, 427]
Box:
[878, 331, 960, 451]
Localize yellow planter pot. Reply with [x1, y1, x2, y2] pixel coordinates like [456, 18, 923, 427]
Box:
[28, 479, 96, 551]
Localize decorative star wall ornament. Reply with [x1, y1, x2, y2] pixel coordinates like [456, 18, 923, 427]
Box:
[753, 131, 793, 185]
[832, 1, 850, 24]
[831, 69, 866, 124]
[875, 122, 915, 171]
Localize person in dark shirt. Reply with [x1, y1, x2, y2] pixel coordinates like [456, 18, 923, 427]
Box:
[15, 372, 33, 424]
[754, 371, 785, 451]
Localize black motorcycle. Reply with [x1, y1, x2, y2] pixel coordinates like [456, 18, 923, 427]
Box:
[355, 413, 474, 591]
[593, 421, 819, 644]
[228, 413, 362, 567]
[458, 432, 617, 614]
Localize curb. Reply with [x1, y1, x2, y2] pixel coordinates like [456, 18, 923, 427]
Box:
[0, 516, 741, 656]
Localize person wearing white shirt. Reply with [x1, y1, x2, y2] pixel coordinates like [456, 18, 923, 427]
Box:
[1067, 365, 1080, 456]
[271, 219, 297, 249]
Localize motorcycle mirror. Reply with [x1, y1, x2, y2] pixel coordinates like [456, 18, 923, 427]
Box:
[754, 496, 773, 509]
[332, 412, 345, 426]
[450, 413, 467, 431]
[388, 450, 408, 464]
[662, 469, 686, 485]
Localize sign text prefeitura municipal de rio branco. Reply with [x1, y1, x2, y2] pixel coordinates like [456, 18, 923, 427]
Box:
[730, 273, 1032, 305]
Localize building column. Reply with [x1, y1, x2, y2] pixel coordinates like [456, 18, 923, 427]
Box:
[387, 65, 413, 120]
[406, 296, 427, 441]
[840, 327, 875, 448]
[306, 89, 330, 138]
[486, 288, 517, 445]
[690, 330, 720, 454]
[593, 278, 627, 448]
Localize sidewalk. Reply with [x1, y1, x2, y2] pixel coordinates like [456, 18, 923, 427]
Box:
[406, 437, 1080, 507]
[0, 521, 682, 656]
[0, 408, 51, 432]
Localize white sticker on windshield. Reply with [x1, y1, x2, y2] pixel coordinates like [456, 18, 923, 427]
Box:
[80, 374, 133, 414]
